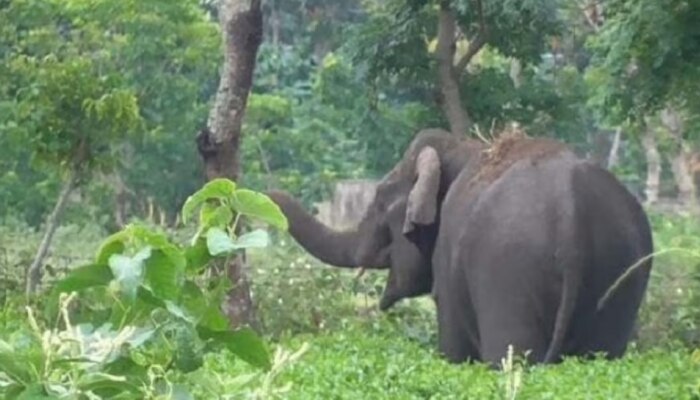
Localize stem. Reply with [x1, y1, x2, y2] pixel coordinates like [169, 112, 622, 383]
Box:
[26, 170, 79, 295]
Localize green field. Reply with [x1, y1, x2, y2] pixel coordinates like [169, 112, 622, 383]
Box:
[1, 212, 699, 399]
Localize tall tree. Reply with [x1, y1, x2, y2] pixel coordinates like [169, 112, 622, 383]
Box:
[353, 0, 560, 136]
[587, 0, 700, 204]
[0, 2, 143, 293]
[197, 0, 264, 327]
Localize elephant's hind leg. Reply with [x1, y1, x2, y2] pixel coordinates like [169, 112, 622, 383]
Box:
[436, 291, 480, 363]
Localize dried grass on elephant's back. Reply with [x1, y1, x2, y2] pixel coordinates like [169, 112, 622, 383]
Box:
[473, 127, 568, 185]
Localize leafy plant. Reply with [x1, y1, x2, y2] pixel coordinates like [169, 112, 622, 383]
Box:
[0, 179, 292, 399]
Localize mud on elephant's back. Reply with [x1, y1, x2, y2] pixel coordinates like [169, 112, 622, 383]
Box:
[474, 133, 569, 186]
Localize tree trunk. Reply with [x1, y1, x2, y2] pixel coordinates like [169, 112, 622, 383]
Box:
[26, 170, 78, 295]
[641, 125, 661, 205]
[196, 0, 263, 329]
[660, 107, 695, 205]
[607, 127, 622, 169]
[670, 151, 695, 205]
[690, 151, 700, 201]
[436, 1, 472, 136]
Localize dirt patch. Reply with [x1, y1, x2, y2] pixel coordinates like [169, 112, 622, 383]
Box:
[472, 126, 569, 185]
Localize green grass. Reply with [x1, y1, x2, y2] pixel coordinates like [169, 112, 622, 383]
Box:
[191, 320, 699, 399]
[1, 213, 699, 399]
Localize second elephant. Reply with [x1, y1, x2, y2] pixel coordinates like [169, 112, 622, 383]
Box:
[267, 128, 653, 366]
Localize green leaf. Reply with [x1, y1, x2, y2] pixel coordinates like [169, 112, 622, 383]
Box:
[96, 230, 128, 265]
[52, 263, 113, 295]
[206, 227, 236, 256]
[174, 324, 203, 373]
[16, 384, 58, 400]
[108, 247, 151, 300]
[230, 189, 288, 230]
[232, 229, 270, 249]
[144, 250, 182, 301]
[206, 228, 270, 256]
[198, 327, 271, 370]
[128, 225, 186, 272]
[184, 239, 212, 273]
[181, 282, 228, 331]
[0, 350, 43, 387]
[165, 301, 196, 324]
[182, 179, 237, 224]
[47, 263, 113, 317]
[200, 203, 234, 229]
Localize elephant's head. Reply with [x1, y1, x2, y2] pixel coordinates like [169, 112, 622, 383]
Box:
[268, 129, 479, 310]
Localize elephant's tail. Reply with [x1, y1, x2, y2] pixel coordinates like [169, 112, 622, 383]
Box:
[543, 264, 578, 363]
[543, 172, 586, 363]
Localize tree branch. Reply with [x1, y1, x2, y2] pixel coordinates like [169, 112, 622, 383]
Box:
[455, 0, 487, 74]
[436, 0, 472, 135]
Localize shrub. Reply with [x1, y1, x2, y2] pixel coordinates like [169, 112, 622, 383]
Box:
[0, 179, 303, 399]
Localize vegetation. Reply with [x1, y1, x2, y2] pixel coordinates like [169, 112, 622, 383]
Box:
[1, 0, 699, 398]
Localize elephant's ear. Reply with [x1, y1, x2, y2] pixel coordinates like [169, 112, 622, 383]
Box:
[403, 146, 441, 238]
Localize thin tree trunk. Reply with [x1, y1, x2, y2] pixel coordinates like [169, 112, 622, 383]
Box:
[436, 1, 472, 136]
[607, 127, 622, 169]
[661, 107, 695, 205]
[196, 0, 263, 329]
[26, 171, 78, 295]
[641, 126, 661, 205]
[690, 151, 700, 202]
[670, 150, 695, 205]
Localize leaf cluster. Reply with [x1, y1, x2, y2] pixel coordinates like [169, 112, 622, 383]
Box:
[0, 180, 288, 399]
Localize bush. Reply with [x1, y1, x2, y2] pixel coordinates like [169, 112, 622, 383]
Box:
[0, 179, 298, 399]
[637, 213, 700, 348]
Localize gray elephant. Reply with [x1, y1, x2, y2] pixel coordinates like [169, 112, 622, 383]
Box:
[267, 128, 653, 365]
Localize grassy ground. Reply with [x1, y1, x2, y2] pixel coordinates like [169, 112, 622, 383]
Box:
[190, 319, 698, 399]
[1, 212, 699, 398]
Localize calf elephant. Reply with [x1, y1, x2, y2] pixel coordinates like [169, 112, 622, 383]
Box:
[267, 128, 653, 366]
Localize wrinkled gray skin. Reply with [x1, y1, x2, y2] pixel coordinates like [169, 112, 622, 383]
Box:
[267, 128, 653, 366]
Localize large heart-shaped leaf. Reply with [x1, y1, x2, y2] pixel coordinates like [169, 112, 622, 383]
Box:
[52, 263, 113, 295]
[230, 189, 288, 230]
[232, 229, 270, 249]
[47, 263, 114, 317]
[144, 250, 183, 301]
[185, 239, 212, 273]
[182, 179, 237, 224]
[206, 228, 270, 256]
[108, 247, 151, 300]
[96, 230, 129, 265]
[128, 226, 186, 272]
[200, 203, 234, 229]
[206, 228, 235, 256]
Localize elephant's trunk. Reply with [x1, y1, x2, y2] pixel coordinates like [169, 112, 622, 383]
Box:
[267, 190, 387, 268]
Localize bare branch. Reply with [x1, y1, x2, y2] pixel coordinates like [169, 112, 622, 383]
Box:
[455, 0, 487, 73]
[577, 0, 602, 33]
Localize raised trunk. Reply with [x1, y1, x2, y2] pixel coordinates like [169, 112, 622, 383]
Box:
[26, 170, 78, 295]
[267, 191, 386, 268]
[641, 126, 660, 205]
[197, 0, 263, 329]
[436, 1, 472, 136]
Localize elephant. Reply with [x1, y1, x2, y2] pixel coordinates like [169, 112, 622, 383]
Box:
[267, 128, 653, 366]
